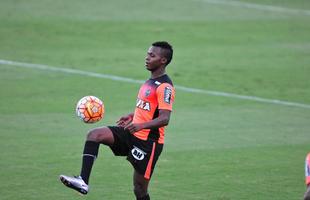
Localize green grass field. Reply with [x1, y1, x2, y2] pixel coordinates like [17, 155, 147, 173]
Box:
[1, 0, 310, 199]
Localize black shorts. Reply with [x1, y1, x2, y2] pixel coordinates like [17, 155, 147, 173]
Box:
[108, 126, 163, 180]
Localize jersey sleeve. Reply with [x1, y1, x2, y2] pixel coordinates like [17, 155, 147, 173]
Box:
[156, 83, 175, 111]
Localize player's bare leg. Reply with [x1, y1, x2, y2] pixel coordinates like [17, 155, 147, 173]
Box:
[133, 170, 150, 200]
[86, 126, 115, 145]
[60, 127, 114, 195]
[304, 186, 310, 200]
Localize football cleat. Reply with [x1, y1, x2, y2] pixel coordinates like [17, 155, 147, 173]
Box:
[59, 175, 89, 195]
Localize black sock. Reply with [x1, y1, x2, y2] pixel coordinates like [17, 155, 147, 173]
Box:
[137, 194, 150, 200]
[80, 141, 100, 184]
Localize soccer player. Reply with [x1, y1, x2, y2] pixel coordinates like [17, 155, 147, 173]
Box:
[59, 41, 175, 200]
[304, 153, 310, 200]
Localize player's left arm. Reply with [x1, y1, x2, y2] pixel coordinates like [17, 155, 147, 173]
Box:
[125, 109, 171, 133]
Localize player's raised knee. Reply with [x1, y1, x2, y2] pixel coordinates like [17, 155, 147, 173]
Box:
[86, 127, 114, 144]
[86, 127, 104, 141]
[86, 129, 98, 142]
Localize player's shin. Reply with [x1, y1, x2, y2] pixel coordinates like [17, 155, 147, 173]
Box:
[80, 140, 100, 184]
[137, 194, 150, 200]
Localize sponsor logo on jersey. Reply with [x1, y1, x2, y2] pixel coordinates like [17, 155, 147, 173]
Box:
[136, 98, 151, 111]
[164, 87, 172, 104]
[131, 146, 146, 160]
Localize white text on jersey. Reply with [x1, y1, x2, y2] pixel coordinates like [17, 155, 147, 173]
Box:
[136, 98, 151, 111]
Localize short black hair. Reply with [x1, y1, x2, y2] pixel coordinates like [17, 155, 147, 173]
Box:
[152, 41, 173, 66]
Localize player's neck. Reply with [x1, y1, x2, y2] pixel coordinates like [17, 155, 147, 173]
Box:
[150, 67, 166, 79]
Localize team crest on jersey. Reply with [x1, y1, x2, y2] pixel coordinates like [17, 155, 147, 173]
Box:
[131, 146, 146, 160]
[145, 89, 151, 97]
[136, 98, 151, 111]
[164, 87, 172, 104]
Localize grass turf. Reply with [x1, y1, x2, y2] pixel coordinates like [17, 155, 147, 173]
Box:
[0, 0, 310, 199]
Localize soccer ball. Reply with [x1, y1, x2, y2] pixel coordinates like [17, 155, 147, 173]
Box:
[76, 96, 104, 123]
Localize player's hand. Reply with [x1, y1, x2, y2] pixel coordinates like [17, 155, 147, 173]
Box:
[124, 123, 144, 134]
[116, 115, 133, 127]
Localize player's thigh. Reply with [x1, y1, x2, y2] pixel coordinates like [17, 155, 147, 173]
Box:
[87, 126, 114, 145]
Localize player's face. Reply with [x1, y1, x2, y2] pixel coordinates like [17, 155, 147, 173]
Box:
[145, 46, 166, 71]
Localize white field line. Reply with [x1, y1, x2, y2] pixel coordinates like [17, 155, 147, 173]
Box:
[196, 0, 310, 16]
[1, 59, 310, 109]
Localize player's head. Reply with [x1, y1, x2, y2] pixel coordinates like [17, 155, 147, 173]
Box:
[151, 41, 173, 66]
[145, 41, 173, 72]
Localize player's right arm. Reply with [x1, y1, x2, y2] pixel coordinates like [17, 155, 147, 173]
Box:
[116, 113, 134, 127]
[124, 109, 171, 134]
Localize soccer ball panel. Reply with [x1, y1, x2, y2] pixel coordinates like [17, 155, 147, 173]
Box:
[76, 96, 104, 123]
